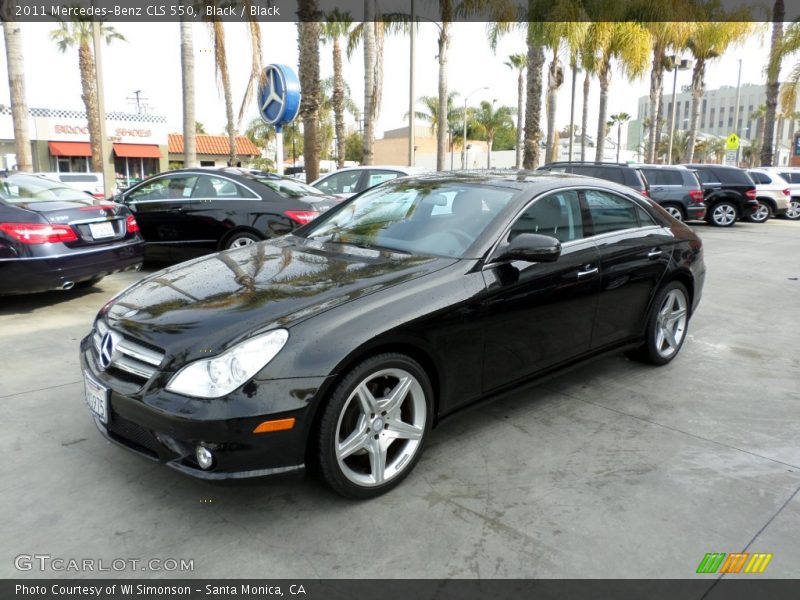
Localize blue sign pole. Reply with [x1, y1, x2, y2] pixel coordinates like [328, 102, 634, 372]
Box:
[258, 64, 301, 175]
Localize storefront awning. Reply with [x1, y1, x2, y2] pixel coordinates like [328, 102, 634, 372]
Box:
[113, 143, 161, 158]
[48, 141, 91, 157]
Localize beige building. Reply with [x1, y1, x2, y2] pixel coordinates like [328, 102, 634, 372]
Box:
[374, 125, 494, 170]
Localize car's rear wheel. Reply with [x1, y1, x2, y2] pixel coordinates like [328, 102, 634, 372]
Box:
[224, 231, 262, 250]
[630, 281, 690, 366]
[747, 201, 771, 223]
[318, 354, 432, 499]
[783, 199, 800, 220]
[662, 204, 684, 221]
[707, 202, 737, 227]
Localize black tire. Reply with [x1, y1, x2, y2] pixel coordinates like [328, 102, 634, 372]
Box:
[317, 353, 433, 499]
[661, 203, 685, 222]
[782, 199, 800, 220]
[746, 200, 771, 223]
[706, 201, 738, 227]
[75, 276, 105, 289]
[223, 231, 262, 250]
[628, 281, 691, 366]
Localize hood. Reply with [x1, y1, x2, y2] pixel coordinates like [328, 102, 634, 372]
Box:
[102, 236, 454, 367]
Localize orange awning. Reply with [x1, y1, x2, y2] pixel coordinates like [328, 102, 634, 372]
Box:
[48, 141, 91, 157]
[113, 143, 161, 158]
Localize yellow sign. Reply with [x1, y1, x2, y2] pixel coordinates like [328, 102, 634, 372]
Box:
[725, 133, 740, 151]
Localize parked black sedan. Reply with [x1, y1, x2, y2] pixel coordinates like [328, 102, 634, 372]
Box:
[113, 167, 338, 262]
[1, 172, 143, 295]
[80, 172, 705, 498]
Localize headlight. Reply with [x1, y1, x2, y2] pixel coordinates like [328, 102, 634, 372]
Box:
[165, 329, 289, 399]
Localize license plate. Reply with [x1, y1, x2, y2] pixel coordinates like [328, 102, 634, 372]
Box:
[84, 372, 109, 424]
[89, 221, 115, 240]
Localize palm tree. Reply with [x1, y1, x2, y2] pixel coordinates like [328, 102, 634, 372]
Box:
[707, 136, 726, 163]
[406, 93, 461, 139]
[684, 21, 753, 163]
[762, 0, 786, 166]
[471, 101, 514, 168]
[50, 19, 125, 172]
[180, 13, 197, 168]
[578, 36, 599, 161]
[608, 112, 631, 162]
[2, 17, 33, 172]
[591, 22, 651, 161]
[505, 53, 526, 168]
[297, 4, 321, 182]
[320, 76, 359, 162]
[643, 20, 692, 163]
[322, 11, 352, 169]
[750, 104, 767, 148]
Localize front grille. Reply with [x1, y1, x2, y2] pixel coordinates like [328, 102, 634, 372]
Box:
[106, 414, 163, 459]
[92, 320, 165, 386]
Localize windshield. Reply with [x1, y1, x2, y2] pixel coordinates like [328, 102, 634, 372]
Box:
[0, 174, 93, 204]
[299, 179, 517, 258]
[254, 176, 326, 198]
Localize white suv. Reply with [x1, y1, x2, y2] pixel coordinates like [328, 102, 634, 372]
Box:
[746, 169, 792, 222]
[755, 167, 800, 220]
[34, 172, 109, 199]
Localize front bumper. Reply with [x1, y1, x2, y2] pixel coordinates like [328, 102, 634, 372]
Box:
[0, 240, 144, 294]
[79, 335, 332, 480]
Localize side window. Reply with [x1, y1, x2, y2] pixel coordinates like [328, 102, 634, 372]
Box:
[508, 190, 584, 243]
[645, 169, 682, 186]
[584, 189, 640, 234]
[192, 175, 256, 199]
[695, 169, 719, 184]
[750, 172, 770, 184]
[367, 170, 402, 188]
[635, 205, 656, 226]
[127, 176, 197, 202]
[314, 171, 362, 194]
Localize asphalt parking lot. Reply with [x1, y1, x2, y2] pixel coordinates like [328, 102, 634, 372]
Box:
[1, 220, 798, 579]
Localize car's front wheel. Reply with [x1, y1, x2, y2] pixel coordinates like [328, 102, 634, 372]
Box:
[707, 201, 738, 227]
[747, 201, 771, 223]
[630, 281, 690, 366]
[318, 353, 432, 499]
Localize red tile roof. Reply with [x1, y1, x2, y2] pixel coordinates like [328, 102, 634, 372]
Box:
[168, 133, 261, 157]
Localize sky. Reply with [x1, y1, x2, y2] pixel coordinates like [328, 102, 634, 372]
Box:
[0, 21, 777, 143]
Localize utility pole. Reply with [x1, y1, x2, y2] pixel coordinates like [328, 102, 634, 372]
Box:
[93, 21, 114, 198]
[408, 0, 415, 167]
[733, 59, 743, 165]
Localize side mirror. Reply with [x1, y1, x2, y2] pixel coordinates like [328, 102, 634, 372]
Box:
[490, 233, 562, 264]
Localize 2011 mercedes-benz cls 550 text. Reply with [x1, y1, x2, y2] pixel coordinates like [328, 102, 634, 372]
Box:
[80, 172, 705, 498]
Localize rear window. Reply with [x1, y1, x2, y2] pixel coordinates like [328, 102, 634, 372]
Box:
[57, 174, 99, 183]
[254, 177, 326, 198]
[0, 175, 92, 203]
[779, 172, 800, 184]
[570, 166, 625, 185]
[748, 171, 771, 184]
[640, 169, 683, 186]
[695, 169, 719, 184]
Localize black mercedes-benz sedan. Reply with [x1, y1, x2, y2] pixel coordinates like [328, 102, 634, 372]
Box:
[80, 172, 705, 498]
[114, 167, 339, 263]
[1, 172, 143, 295]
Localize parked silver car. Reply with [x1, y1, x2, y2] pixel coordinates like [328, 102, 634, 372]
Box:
[311, 165, 431, 199]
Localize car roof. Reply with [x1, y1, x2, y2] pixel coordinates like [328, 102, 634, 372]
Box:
[631, 164, 691, 170]
[318, 165, 430, 175]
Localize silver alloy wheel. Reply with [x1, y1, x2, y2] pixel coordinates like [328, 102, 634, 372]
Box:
[751, 202, 770, 222]
[655, 289, 688, 359]
[228, 236, 256, 249]
[786, 200, 800, 220]
[711, 203, 736, 226]
[664, 206, 683, 221]
[335, 368, 426, 487]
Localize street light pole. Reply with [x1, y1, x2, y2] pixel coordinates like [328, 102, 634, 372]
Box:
[462, 86, 488, 169]
[666, 56, 691, 165]
[733, 58, 742, 165]
[408, 0, 415, 167]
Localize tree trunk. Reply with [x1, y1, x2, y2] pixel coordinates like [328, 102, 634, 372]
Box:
[362, 1, 376, 166]
[545, 55, 560, 163]
[616, 124, 622, 162]
[180, 17, 197, 168]
[436, 25, 449, 172]
[297, 18, 321, 182]
[581, 71, 589, 161]
[654, 90, 666, 163]
[686, 58, 705, 164]
[78, 41, 102, 172]
[761, 0, 785, 166]
[487, 134, 492, 169]
[2, 20, 33, 172]
[647, 44, 665, 163]
[332, 36, 345, 168]
[210, 21, 236, 166]
[523, 39, 544, 170]
[595, 64, 610, 162]
[516, 69, 524, 169]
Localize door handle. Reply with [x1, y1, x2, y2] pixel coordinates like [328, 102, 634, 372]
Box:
[647, 248, 663, 259]
[577, 265, 599, 278]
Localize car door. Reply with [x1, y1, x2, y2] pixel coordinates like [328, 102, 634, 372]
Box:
[582, 188, 672, 349]
[481, 189, 601, 392]
[123, 174, 198, 252]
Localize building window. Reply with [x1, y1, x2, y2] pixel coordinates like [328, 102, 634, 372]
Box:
[200, 160, 215, 167]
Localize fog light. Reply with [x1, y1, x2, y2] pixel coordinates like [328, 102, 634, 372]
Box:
[195, 445, 214, 470]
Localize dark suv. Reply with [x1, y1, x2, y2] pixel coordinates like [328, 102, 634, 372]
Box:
[680, 164, 758, 227]
[633, 164, 706, 222]
[537, 162, 649, 195]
